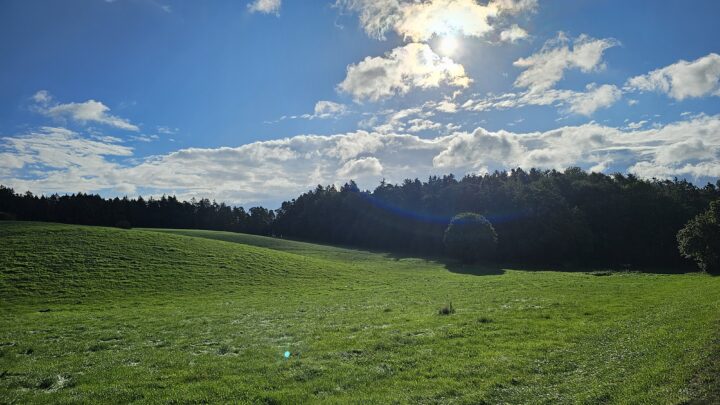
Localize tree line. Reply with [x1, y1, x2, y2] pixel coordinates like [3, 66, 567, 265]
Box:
[1, 167, 719, 269]
[273, 168, 719, 268]
[0, 186, 275, 235]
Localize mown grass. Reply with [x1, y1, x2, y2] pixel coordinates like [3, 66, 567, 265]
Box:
[1, 222, 719, 404]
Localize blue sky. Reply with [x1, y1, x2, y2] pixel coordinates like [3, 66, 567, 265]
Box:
[1, 0, 719, 206]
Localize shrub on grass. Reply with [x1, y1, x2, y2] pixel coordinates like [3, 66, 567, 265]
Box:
[444, 212, 497, 264]
[0, 212, 15, 220]
[438, 302, 455, 315]
[677, 200, 720, 274]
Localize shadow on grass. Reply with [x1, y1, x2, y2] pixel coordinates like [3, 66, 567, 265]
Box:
[443, 262, 506, 276]
[383, 250, 704, 276]
[467, 262, 702, 276]
[321, 239, 704, 276]
[378, 251, 506, 276]
[378, 249, 703, 276]
[148, 227, 707, 277]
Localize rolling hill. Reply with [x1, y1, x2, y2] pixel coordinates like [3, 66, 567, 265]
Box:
[1, 222, 719, 403]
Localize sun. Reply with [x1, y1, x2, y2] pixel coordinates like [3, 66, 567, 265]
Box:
[438, 36, 460, 56]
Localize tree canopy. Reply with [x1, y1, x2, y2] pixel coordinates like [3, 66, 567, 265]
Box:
[2, 167, 719, 268]
[677, 200, 720, 274]
[273, 169, 719, 268]
[0, 186, 274, 235]
[443, 213, 497, 264]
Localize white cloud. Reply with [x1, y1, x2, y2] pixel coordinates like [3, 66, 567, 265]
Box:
[491, 0, 537, 13]
[46, 101, 140, 131]
[434, 100, 458, 113]
[513, 33, 619, 93]
[312, 101, 348, 118]
[336, 0, 535, 42]
[625, 53, 720, 100]
[653, 138, 714, 166]
[32, 90, 52, 104]
[338, 43, 471, 102]
[337, 156, 384, 178]
[361, 106, 434, 133]
[630, 161, 720, 180]
[33, 91, 139, 131]
[395, 0, 510, 42]
[248, 0, 281, 15]
[499, 24, 528, 43]
[1, 127, 132, 168]
[334, 0, 403, 41]
[566, 84, 622, 116]
[91, 134, 123, 143]
[157, 126, 178, 135]
[624, 120, 648, 130]
[461, 83, 622, 116]
[407, 118, 442, 132]
[0, 127, 133, 191]
[454, 33, 620, 116]
[130, 134, 159, 143]
[433, 128, 523, 170]
[272, 101, 349, 122]
[3, 116, 719, 206]
[517, 124, 615, 169]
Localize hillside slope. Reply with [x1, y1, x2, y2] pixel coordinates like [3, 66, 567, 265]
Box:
[0, 222, 346, 302]
[1, 222, 719, 404]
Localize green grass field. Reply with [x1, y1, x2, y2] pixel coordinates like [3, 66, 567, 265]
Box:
[1, 222, 719, 404]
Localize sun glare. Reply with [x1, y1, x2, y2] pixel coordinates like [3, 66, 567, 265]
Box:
[439, 36, 460, 56]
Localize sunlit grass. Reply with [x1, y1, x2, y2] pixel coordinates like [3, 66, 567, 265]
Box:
[1, 222, 719, 403]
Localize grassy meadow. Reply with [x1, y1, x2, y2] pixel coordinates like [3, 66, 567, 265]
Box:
[1, 222, 719, 403]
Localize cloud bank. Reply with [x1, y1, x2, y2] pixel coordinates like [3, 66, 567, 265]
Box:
[2, 115, 719, 206]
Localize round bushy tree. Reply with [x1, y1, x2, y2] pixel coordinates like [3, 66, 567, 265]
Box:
[444, 212, 498, 264]
[677, 200, 720, 274]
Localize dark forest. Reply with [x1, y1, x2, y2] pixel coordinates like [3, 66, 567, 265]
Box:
[2, 167, 719, 268]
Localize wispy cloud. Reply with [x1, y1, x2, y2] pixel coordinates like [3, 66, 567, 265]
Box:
[156, 126, 178, 135]
[456, 33, 622, 116]
[268, 101, 349, 123]
[248, 0, 281, 15]
[499, 24, 529, 43]
[32, 90, 139, 131]
[513, 33, 619, 93]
